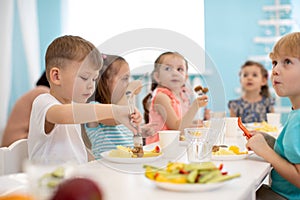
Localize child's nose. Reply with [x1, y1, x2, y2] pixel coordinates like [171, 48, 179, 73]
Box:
[272, 68, 279, 76]
[87, 80, 94, 89]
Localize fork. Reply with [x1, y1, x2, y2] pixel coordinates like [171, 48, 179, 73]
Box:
[126, 91, 144, 157]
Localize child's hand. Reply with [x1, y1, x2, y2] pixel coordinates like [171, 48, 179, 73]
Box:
[246, 133, 272, 157]
[203, 108, 210, 120]
[130, 108, 142, 125]
[127, 80, 142, 95]
[194, 95, 208, 108]
[112, 105, 140, 133]
[140, 123, 159, 137]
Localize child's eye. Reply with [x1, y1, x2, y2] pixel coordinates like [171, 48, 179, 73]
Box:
[253, 73, 258, 77]
[272, 61, 277, 68]
[177, 67, 184, 72]
[80, 76, 88, 81]
[164, 66, 172, 71]
[284, 59, 292, 65]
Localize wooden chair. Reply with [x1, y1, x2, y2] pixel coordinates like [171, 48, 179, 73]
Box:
[0, 139, 28, 175]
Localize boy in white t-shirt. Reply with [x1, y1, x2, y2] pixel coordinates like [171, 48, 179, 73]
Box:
[28, 35, 141, 164]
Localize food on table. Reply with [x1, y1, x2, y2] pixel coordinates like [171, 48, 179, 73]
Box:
[0, 194, 33, 200]
[51, 177, 103, 200]
[253, 121, 278, 132]
[194, 85, 209, 95]
[185, 128, 208, 138]
[144, 162, 240, 184]
[108, 145, 161, 158]
[238, 117, 252, 139]
[211, 145, 228, 152]
[212, 145, 248, 155]
[39, 166, 65, 188]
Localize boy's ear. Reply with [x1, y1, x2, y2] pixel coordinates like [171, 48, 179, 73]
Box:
[49, 67, 61, 85]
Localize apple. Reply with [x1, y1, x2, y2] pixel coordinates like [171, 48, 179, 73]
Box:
[51, 177, 103, 200]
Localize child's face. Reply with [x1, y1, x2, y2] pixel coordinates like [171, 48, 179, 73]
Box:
[109, 61, 130, 103]
[154, 55, 187, 92]
[59, 61, 99, 103]
[240, 65, 266, 93]
[271, 52, 300, 99]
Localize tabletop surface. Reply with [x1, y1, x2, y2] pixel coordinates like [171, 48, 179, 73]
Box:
[0, 143, 271, 200]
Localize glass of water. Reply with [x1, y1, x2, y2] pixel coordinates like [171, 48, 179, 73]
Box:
[184, 128, 212, 162]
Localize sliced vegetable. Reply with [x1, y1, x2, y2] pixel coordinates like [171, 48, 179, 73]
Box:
[144, 162, 240, 184]
[237, 117, 252, 139]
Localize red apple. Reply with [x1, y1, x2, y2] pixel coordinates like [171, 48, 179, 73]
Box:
[51, 177, 103, 200]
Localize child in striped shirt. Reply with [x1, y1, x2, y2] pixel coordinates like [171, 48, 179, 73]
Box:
[84, 54, 142, 159]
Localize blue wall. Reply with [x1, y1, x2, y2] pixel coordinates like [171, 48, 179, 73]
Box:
[8, 0, 299, 123]
[8, 0, 61, 113]
[205, 0, 269, 103]
[204, 0, 298, 122]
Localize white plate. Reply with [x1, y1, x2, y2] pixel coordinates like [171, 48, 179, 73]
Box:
[245, 123, 262, 130]
[100, 151, 163, 164]
[149, 179, 227, 192]
[179, 140, 188, 146]
[0, 173, 28, 195]
[212, 151, 253, 161]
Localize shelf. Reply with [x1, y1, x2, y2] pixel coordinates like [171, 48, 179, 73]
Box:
[253, 36, 280, 44]
[247, 55, 271, 63]
[262, 4, 292, 11]
[258, 19, 295, 26]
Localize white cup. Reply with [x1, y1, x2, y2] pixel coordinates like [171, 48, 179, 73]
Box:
[158, 130, 180, 159]
[267, 113, 281, 126]
[225, 117, 239, 137]
[209, 118, 225, 145]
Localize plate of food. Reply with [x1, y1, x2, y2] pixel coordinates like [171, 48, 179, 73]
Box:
[100, 145, 163, 164]
[211, 145, 252, 161]
[144, 162, 240, 192]
[246, 121, 280, 132]
[150, 179, 227, 192]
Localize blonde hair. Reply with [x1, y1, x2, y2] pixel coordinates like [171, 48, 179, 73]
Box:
[270, 32, 300, 60]
[45, 35, 103, 80]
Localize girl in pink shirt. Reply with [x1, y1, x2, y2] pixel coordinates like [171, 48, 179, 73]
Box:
[143, 52, 208, 144]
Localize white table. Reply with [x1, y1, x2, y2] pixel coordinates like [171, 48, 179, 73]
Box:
[0, 145, 271, 200]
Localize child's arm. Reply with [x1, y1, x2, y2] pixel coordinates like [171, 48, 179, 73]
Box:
[180, 95, 208, 131]
[46, 104, 140, 132]
[153, 93, 208, 130]
[46, 104, 114, 124]
[229, 108, 237, 117]
[246, 134, 300, 188]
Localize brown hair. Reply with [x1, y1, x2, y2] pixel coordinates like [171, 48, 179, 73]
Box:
[142, 51, 188, 123]
[269, 32, 300, 60]
[45, 35, 103, 80]
[239, 60, 270, 98]
[88, 54, 127, 104]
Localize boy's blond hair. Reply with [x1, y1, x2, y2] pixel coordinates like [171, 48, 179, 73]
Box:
[45, 35, 103, 81]
[270, 32, 300, 60]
